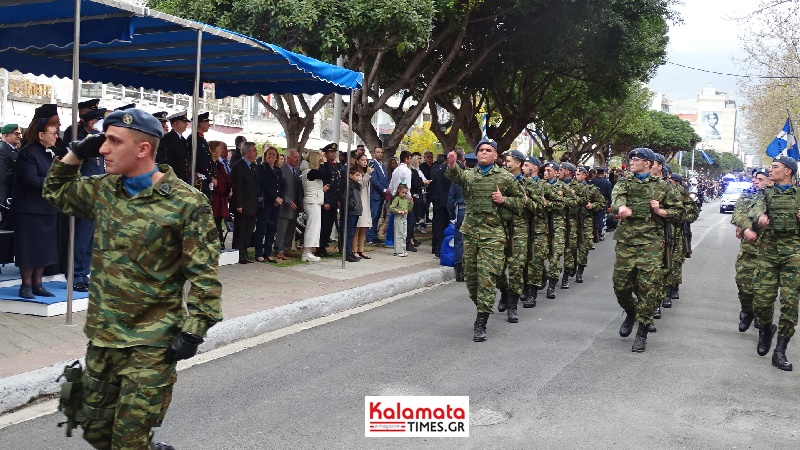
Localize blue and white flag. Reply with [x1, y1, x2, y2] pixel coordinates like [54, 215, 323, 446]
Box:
[699, 149, 713, 164]
[765, 118, 799, 160]
[481, 113, 488, 138]
[676, 150, 684, 166]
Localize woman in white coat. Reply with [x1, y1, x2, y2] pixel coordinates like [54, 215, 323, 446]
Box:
[301, 150, 327, 262]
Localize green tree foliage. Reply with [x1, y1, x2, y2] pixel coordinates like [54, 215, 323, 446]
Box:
[617, 110, 701, 160]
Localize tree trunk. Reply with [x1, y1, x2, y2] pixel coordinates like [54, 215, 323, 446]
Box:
[256, 93, 333, 151]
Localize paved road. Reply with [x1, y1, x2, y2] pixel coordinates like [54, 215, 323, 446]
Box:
[2, 202, 799, 449]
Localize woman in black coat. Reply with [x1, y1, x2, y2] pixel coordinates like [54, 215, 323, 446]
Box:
[253, 146, 285, 263]
[13, 119, 59, 298]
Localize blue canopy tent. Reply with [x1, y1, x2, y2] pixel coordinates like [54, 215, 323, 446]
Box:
[0, 0, 363, 320]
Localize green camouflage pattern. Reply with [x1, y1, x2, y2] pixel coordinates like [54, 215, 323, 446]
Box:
[82, 345, 176, 450]
[44, 159, 223, 348]
[735, 249, 757, 312]
[446, 164, 524, 312]
[497, 174, 541, 295]
[543, 179, 571, 277]
[577, 182, 605, 266]
[749, 186, 800, 337]
[613, 241, 665, 325]
[611, 173, 683, 244]
[524, 177, 549, 287]
[563, 179, 586, 270]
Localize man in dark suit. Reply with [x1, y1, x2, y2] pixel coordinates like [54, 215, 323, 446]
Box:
[429, 152, 452, 257]
[230, 142, 258, 263]
[274, 149, 303, 259]
[158, 111, 191, 183]
[367, 146, 389, 244]
[0, 124, 20, 264]
[317, 143, 341, 257]
[590, 167, 613, 240]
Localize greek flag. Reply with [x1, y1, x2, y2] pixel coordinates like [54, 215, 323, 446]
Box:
[676, 151, 684, 166]
[765, 118, 799, 160]
[699, 149, 713, 164]
[481, 113, 488, 138]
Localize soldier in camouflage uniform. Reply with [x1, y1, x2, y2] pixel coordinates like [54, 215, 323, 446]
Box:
[445, 138, 524, 342]
[542, 161, 572, 299]
[560, 162, 584, 289]
[730, 168, 770, 332]
[611, 148, 683, 352]
[44, 109, 223, 450]
[574, 167, 605, 283]
[495, 149, 538, 322]
[648, 154, 673, 325]
[521, 156, 548, 308]
[744, 155, 800, 371]
[664, 171, 700, 308]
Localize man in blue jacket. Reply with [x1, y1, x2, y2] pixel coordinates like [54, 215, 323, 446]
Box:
[367, 146, 390, 244]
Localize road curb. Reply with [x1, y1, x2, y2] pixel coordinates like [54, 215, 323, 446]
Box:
[0, 266, 454, 416]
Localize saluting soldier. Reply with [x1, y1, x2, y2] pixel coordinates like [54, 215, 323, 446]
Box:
[744, 155, 800, 371]
[445, 138, 524, 342]
[496, 149, 537, 323]
[159, 111, 192, 183]
[44, 108, 222, 450]
[611, 148, 682, 352]
[731, 168, 769, 332]
[521, 156, 548, 308]
[574, 166, 605, 283]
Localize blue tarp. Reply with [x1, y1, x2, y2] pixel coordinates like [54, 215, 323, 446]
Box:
[0, 0, 362, 96]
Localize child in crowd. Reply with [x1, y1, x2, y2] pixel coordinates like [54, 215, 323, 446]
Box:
[343, 166, 364, 262]
[390, 183, 412, 257]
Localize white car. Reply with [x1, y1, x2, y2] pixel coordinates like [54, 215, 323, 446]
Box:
[719, 182, 752, 213]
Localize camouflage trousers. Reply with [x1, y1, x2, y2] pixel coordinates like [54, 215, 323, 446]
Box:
[664, 229, 686, 286]
[576, 216, 594, 266]
[497, 225, 528, 295]
[464, 233, 506, 313]
[735, 248, 757, 312]
[752, 236, 800, 338]
[613, 241, 664, 325]
[83, 344, 176, 450]
[524, 232, 549, 288]
[563, 216, 578, 270]
[547, 217, 566, 277]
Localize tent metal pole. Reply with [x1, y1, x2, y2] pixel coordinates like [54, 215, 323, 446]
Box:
[341, 91, 355, 268]
[66, 0, 81, 326]
[190, 30, 202, 191]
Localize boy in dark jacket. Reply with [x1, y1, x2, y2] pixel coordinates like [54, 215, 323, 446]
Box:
[341, 166, 363, 262]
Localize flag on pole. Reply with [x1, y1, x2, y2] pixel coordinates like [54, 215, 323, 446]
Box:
[699, 149, 713, 164]
[676, 150, 684, 166]
[481, 113, 488, 138]
[765, 118, 800, 160]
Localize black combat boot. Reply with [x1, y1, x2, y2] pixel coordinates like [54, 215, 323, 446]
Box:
[454, 263, 465, 282]
[546, 278, 558, 299]
[738, 310, 755, 333]
[662, 295, 672, 308]
[150, 441, 176, 450]
[619, 309, 636, 337]
[575, 265, 585, 283]
[507, 295, 519, 323]
[654, 306, 662, 319]
[754, 317, 761, 330]
[473, 312, 490, 342]
[647, 323, 657, 333]
[497, 290, 509, 312]
[772, 336, 793, 371]
[569, 267, 577, 277]
[523, 285, 538, 308]
[540, 269, 548, 290]
[632, 322, 649, 352]
[670, 284, 680, 299]
[519, 285, 529, 303]
[757, 323, 777, 356]
[560, 272, 570, 289]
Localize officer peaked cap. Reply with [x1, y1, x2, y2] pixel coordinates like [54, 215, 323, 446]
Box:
[168, 111, 191, 123]
[115, 103, 136, 111]
[194, 112, 211, 122]
[78, 99, 100, 111]
[103, 108, 164, 139]
[152, 111, 169, 122]
[322, 143, 338, 152]
[33, 103, 58, 119]
[80, 108, 107, 122]
[774, 154, 798, 174]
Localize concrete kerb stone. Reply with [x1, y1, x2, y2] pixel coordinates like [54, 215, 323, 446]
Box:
[0, 266, 454, 416]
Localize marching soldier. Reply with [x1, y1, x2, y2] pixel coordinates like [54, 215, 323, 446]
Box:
[541, 161, 572, 299]
[744, 155, 800, 371]
[559, 162, 584, 289]
[574, 166, 605, 283]
[611, 148, 682, 352]
[445, 138, 524, 342]
[521, 156, 548, 308]
[731, 168, 770, 332]
[664, 170, 699, 308]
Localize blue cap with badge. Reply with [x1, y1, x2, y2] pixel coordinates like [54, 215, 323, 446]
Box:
[628, 147, 656, 162]
[474, 137, 497, 152]
[526, 156, 541, 166]
[102, 108, 164, 139]
[505, 149, 526, 161]
[543, 161, 560, 170]
[774, 154, 798, 174]
[560, 162, 576, 172]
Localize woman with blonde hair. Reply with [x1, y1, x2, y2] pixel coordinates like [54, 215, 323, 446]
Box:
[301, 150, 328, 262]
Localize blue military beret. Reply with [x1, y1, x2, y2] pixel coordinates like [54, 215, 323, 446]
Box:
[774, 154, 798, 174]
[560, 162, 576, 172]
[753, 167, 768, 177]
[576, 166, 588, 174]
[628, 147, 656, 162]
[464, 152, 477, 161]
[474, 137, 497, 152]
[669, 173, 684, 183]
[543, 161, 560, 170]
[664, 163, 671, 173]
[526, 156, 541, 166]
[103, 108, 164, 139]
[505, 149, 526, 161]
[653, 153, 666, 164]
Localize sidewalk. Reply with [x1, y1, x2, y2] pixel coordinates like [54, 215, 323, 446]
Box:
[0, 240, 453, 415]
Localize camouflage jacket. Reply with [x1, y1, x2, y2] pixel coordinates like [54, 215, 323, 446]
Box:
[611, 173, 683, 245]
[43, 159, 223, 348]
[732, 187, 759, 253]
[582, 182, 606, 215]
[445, 164, 524, 239]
